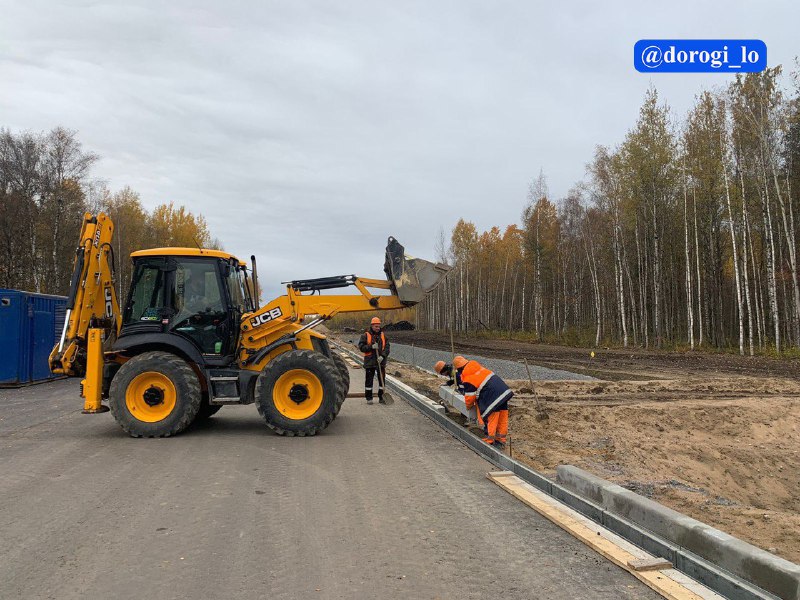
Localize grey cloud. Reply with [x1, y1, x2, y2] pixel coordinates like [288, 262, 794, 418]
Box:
[2, 0, 798, 297]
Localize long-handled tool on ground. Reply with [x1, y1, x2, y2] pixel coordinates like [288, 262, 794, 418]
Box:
[375, 344, 394, 405]
[524, 358, 549, 421]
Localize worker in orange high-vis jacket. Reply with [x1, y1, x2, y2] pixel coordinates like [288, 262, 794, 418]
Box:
[358, 317, 390, 404]
[435, 356, 511, 449]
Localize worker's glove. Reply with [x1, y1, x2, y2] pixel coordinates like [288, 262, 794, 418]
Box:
[371, 343, 379, 351]
[445, 378, 454, 386]
[378, 356, 384, 364]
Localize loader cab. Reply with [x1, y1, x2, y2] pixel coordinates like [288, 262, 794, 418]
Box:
[119, 249, 253, 365]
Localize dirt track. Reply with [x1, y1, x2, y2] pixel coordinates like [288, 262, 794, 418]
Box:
[0, 370, 660, 600]
[383, 331, 800, 564]
[388, 330, 800, 380]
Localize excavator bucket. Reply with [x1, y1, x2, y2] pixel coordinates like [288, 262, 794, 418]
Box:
[384, 237, 451, 306]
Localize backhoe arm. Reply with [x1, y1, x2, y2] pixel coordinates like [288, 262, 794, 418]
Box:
[252, 236, 449, 325]
[239, 238, 450, 368]
[49, 212, 121, 378]
[241, 276, 405, 346]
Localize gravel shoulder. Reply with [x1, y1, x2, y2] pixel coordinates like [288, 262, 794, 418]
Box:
[346, 340, 596, 381]
[385, 330, 800, 381]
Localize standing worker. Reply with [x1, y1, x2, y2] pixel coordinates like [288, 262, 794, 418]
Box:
[434, 356, 511, 449]
[359, 317, 390, 404]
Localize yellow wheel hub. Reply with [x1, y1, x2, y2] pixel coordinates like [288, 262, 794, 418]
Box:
[273, 369, 323, 420]
[125, 371, 177, 423]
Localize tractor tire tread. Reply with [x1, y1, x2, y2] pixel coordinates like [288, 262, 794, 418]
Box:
[109, 351, 202, 438]
[255, 350, 340, 436]
[331, 352, 350, 415]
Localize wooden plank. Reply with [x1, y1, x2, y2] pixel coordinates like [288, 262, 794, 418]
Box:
[629, 558, 674, 572]
[487, 472, 719, 600]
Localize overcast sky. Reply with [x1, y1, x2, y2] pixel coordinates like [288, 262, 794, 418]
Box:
[1, 1, 798, 297]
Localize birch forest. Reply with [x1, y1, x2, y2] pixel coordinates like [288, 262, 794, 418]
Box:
[0, 127, 218, 298]
[419, 69, 800, 354]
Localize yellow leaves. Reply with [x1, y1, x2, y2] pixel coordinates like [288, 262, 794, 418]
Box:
[92, 190, 216, 301]
[97, 190, 212, 252]
[149, 201, 211, 248]
[522, 196, 560, 259]
[451, 218, 479, 260]
[60, 178, 83, 198]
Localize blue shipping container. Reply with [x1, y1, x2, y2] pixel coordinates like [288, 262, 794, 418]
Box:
[0, 289, 67, 386]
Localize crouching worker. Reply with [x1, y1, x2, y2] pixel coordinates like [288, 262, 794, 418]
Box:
[435, 356, 511, 449]
[358, 316, 390, 404]
[433, 360, 456, 386]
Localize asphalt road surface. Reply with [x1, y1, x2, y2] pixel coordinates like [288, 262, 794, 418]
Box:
[0, 369, 661, 600]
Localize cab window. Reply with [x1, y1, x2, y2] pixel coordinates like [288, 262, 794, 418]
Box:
[227, 265, 251, 313]
[124, 264, 166, 325]
[171, 260, 228, 354]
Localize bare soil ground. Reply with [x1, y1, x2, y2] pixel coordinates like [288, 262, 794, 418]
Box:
[382, 331, 800, 564]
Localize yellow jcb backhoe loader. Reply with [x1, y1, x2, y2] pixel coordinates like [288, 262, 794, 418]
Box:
[49, 213, 450, 438]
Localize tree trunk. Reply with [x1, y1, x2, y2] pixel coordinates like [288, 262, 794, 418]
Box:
[683, 165, 695, 349]
[722, 147, 744, 355]
[651, 196, 662, 348]
[772, 166, 800, 347]
[760, 183, 781, 351]
[635, 217, 649, 348]
[582, 214, 602, 347]
[612, 204, 628, 347]
[739, 168, 755, 356]
[692, 188, 703, 346]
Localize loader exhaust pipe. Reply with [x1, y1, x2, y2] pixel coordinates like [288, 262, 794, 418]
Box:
[384, 237, 451, 306]
[251, 255, 260, 310]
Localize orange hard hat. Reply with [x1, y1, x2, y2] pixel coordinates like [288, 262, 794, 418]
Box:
[370, 317, 381, 325]
[453, 355, 468, 369]
[434, 360, 446, 374]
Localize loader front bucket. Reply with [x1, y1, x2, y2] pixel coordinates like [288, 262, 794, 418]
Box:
[384, 237, 451, 306]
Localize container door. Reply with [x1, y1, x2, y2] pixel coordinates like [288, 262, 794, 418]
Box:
[31, 308, 56, 381]
[0, 292, 24, 385]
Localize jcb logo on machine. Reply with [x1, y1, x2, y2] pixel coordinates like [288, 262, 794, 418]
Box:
[94, 229, 102, 248]
[250, 307, 283, 328]
[104, 287, 114, 318]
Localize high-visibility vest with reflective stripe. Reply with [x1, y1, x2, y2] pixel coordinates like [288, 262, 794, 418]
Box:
[363, 331, 387, 357]
[458, 360, 512, 418]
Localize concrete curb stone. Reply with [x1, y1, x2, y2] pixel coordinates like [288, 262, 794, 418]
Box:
[557, 465, 800, 600]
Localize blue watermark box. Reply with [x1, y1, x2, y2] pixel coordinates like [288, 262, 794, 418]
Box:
[634, 40, 767, 73]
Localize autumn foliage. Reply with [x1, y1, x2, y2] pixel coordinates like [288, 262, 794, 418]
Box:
[0, 128, 218, 299]
[419, 69, 800, 353]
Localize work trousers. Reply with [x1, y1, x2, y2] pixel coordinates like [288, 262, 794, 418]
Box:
[477, 409, 508, 444]
[364, 364, 386, 400]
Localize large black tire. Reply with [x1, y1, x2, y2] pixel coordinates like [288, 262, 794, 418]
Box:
[331, 352, 350, 415]
[108, 351, 202, 438]
[255, 350, 340, 436]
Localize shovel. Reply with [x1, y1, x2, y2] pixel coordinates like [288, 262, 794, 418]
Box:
[375, 349, 394, 405]
[524, 358, 548, 421]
